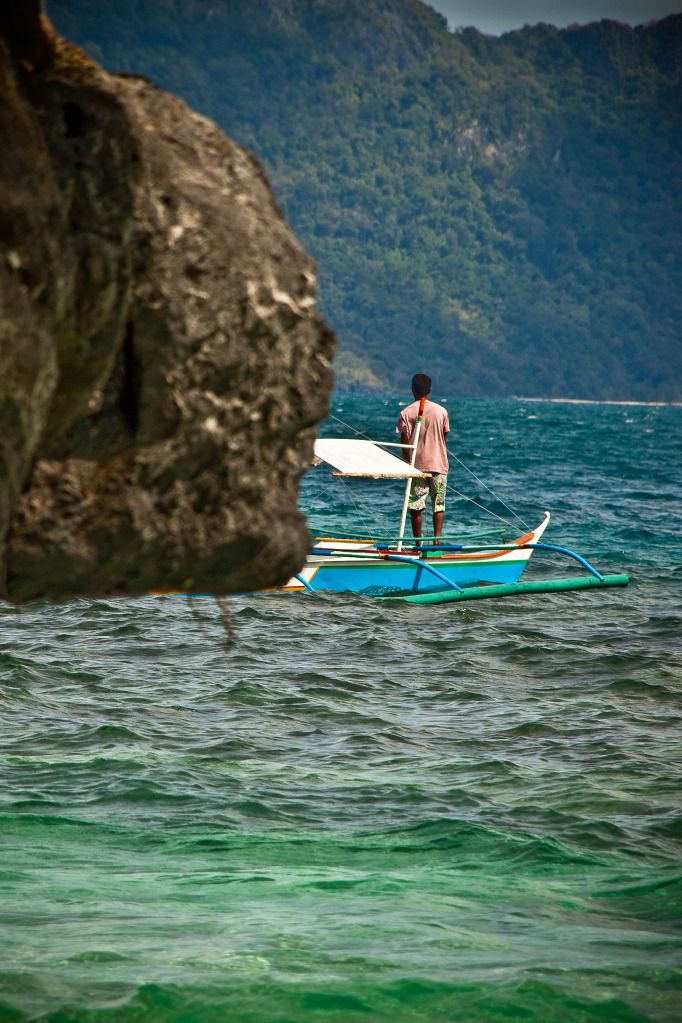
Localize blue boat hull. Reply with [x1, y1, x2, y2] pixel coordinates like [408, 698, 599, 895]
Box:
[281, 514, 552, 596]
[297, 556, 530, 595]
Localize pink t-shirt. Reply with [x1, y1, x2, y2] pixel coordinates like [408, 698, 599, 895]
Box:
[396, 399, 450, 474]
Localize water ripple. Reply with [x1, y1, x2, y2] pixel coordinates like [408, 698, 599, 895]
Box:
[1, 398, 681, 1022]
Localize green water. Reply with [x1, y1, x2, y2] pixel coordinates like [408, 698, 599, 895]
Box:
[1, 397, 681, 1022]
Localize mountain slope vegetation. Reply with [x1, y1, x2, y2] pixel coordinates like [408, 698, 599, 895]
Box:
[47, 0, 682, 400]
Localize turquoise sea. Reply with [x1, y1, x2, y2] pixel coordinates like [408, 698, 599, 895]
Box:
[1, 395, 681, 1023]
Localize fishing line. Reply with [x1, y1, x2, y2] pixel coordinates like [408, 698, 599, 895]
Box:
[450, 455, 531, 530]
[312, 463, 386, 537]
[328, 412, 369, 437]
[324, 412, 398, 534]
[327, 411, 530, 530]
[443, 483, 524, 531]
[336, 474, 386, 535]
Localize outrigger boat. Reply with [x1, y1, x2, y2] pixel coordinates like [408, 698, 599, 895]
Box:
[278, 401, 629, 605]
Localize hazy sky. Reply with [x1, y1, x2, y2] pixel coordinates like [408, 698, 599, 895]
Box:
[428, 1, 682, 34]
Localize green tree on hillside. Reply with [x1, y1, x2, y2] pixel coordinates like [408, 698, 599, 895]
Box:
[46, 0, 682, 400]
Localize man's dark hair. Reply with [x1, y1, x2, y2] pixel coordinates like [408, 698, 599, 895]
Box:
[411, 373, 432, 398]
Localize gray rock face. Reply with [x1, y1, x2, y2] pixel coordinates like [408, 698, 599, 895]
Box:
[0, 3, 335, 602]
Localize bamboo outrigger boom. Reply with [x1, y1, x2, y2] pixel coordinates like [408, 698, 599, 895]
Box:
[385, 573, 630, 604]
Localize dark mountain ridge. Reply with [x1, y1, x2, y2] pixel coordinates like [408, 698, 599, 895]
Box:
[46, 0, 682, 400]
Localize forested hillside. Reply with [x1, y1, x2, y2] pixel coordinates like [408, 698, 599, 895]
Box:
[46, 0, 682, 400]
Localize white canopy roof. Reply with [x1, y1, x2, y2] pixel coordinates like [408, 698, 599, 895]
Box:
[313, 438, 425, 478]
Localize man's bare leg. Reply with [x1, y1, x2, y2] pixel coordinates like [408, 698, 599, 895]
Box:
[410, 509, 423, 545]
[433, 510, 444, 543]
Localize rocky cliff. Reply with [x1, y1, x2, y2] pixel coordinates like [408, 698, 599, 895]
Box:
[0, 1, 335, 603]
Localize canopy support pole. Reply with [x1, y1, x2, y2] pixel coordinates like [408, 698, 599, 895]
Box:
[397, 397, 426, 552]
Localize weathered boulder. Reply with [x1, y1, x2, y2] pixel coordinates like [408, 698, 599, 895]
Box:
[0, 2, 335, 602]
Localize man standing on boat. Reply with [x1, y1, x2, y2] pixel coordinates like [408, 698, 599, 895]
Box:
[397, 374, 450, 542]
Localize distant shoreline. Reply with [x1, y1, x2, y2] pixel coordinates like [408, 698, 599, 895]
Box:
[516, 396, 681, 408]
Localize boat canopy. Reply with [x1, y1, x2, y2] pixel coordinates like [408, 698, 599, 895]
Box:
[313, 438, 425, 478]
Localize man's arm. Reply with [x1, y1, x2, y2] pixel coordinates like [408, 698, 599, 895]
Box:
[396, 410, 412, 463]
[400, 430, 411, 462]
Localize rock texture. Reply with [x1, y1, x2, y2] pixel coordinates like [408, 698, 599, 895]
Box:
[0, 2, 335, 602]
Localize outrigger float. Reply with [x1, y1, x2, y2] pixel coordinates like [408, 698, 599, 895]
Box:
[276, 401, 629, 605]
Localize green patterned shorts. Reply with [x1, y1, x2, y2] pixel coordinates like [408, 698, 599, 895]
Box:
[408, 473, 447, 513]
